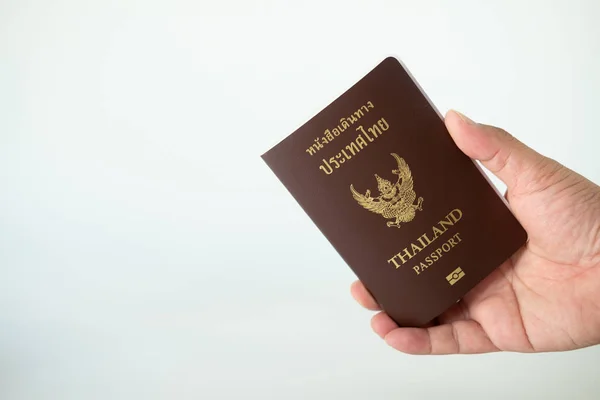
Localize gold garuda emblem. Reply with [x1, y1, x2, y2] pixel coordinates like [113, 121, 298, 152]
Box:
[350, 153, 423, 228]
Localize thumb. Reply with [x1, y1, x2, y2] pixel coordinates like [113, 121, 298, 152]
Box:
[444, 109, 552, 193]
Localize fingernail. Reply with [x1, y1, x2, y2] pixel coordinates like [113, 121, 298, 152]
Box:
[453, 110, 475, 125]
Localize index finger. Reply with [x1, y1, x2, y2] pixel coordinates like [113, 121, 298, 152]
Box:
[350, 280, 381, 311]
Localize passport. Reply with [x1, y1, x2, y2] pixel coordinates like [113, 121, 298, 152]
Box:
[261, 56, 527, 327]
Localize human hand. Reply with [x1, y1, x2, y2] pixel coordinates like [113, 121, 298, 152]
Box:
[351, 110, 600, 354]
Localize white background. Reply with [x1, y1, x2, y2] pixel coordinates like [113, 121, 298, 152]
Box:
[2, 1, 600, 399]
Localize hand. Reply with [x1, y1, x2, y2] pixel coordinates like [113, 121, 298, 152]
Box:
[351, 110, 600, 354]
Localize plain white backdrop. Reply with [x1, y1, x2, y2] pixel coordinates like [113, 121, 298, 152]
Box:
[1, 1, 600, 399]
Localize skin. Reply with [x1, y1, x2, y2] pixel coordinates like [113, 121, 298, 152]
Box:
[350, 110, 600, 355]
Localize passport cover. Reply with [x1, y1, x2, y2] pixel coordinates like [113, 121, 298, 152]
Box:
[261, 56, 527, 327]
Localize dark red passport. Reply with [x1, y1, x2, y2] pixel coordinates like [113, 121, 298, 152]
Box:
[261, 56, 527, 327]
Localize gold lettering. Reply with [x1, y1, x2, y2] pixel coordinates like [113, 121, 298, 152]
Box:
[313, 107, 388, 174]
[387, 211, 464, 272]
[329, 157, 340, 169]
[395, 247, 415, 264]
[421, 233, 433, 245]
[398, 248, 414, 264]
[432, 226, 445, 238]
[304, 102, 374, 158]
[387, 256, 402, 269]
[368, 123, 382, 138]
[319, 159, 333, 175]
[355, 134, 368, 149]
[324, 129, 334, 142]
[408, 231, 465, 275]
[345, 141, 360, 156]
[378, 117, 390, 131]
[448, 209, 463, 223]
[439, 215, 455, 231]
[411, 242, 422, 254]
